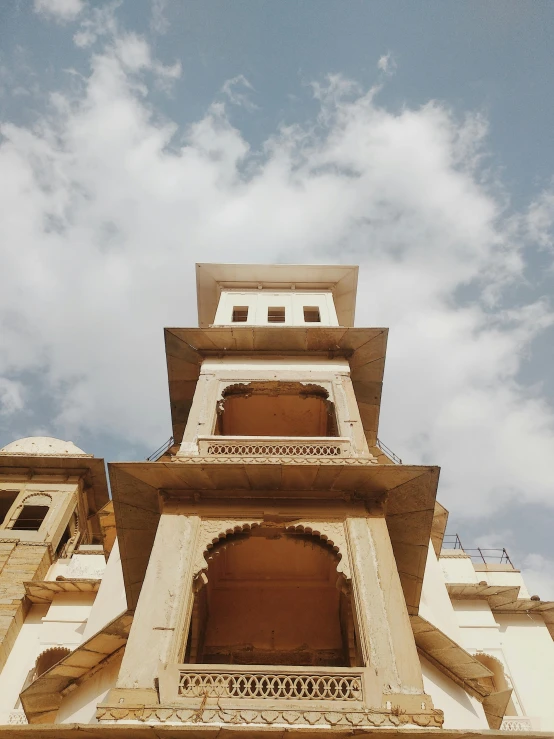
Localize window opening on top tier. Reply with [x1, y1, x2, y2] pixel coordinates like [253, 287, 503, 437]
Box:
[215, 381, 338, 437]
[232, 306, 249, 323]
[0, 491, 18, 526]
[267, 307, 285, 323]
[304, 306, 321, 323]
[12, 505, 49, 531]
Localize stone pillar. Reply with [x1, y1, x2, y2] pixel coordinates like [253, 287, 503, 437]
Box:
[114, 513, 200, 702]
[346, 516, 424, 696]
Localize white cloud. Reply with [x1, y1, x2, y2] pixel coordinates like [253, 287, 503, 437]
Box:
[221, 75, 257, 110]
[0, 31, 553, 529]
[150, 0, 170, 35]
[34, 0, 85, 22]
[526, 186, 554, 250]
[0, 379, 24, 415]
[377, 52, 397, 76]
[520, 553, 554, 600]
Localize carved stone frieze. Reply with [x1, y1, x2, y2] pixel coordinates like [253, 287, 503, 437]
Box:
[192, 519, 351, 583]
[286, 522, 351, 581]
[96, 704, 444, 728]
[193, 519, 262, 577]
[175, 455, 379, 465]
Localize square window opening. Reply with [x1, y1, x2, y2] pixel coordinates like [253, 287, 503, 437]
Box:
[304, 306, 321, 323]
[12, 505, 49, 531]
[267, 307, 285, 323]
[0, 491, 18, 526]
[232, 306, 249, 323]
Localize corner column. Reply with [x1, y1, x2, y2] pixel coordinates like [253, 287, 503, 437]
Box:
[113, 512, 200, 703]
[346, 515, 424, 696]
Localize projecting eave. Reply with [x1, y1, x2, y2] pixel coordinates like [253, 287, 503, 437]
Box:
[196, 263, 359, 328]
[165, 325, 388, 448]
[0, 453, 109, 516]
[109, 459, 439, 614]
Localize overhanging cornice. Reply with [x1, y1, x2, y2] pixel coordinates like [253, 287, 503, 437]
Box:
[0, 454, 109, 516]
[165, 326, 388, 447]
[196, 263, 359, 328]
[20, 610, 132, 724]
[109, 459, 439, 613]
[447, 582, 554, 639]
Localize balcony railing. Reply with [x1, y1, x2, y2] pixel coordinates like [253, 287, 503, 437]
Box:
[159, 664, 368, 710]
[197, 436, 352, 459]
[442, 534, 514, 567]
[500, 716, 536, 731]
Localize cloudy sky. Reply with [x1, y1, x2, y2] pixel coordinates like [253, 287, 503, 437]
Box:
[1, 0, 553, 595]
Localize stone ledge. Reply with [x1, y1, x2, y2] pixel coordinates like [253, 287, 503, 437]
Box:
[96, 704, 444, 729]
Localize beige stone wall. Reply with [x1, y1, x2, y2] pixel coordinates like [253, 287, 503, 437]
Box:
[0, 542, 51, 671]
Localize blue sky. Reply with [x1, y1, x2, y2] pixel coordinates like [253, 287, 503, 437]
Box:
[1, 0, 553, 595]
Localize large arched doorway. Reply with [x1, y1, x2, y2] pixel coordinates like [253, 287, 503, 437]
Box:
[185, 528, 359, 667]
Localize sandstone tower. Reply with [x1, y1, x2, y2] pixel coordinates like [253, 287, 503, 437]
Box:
[0, 263, 552, 735]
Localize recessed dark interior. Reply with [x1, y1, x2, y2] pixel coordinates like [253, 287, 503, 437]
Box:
[232, 306, 249, 322]
[304, 306, 321, 323]
[12, 505, 49, 531]
[0, 491, 18, 526]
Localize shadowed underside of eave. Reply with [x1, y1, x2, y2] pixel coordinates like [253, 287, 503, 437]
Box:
[109, 460, 439, 614]
[0, 454, 109, 517]
[164, 326, 388, 448]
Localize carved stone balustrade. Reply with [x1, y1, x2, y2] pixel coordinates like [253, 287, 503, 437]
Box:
[197, 435, 354, 459]
[500, 716, 537, 731]
[133, 663, 446, 729]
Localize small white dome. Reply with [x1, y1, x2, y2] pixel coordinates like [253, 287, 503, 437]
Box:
[0, 436, 88, 456]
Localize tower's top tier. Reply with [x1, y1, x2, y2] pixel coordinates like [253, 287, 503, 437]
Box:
[196, 263, 359, 328]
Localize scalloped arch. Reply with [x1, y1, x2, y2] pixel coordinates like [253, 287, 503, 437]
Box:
[193, 519, 351, 583]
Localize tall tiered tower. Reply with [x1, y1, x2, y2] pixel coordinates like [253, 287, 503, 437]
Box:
[105, 263, 445, 728]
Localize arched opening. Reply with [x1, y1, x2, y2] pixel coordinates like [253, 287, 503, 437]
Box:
[35, 647, 71, 679]
[185, 528, 358, 667]
[475, 652, 517, 720]
[9, 494, 51, 532]
[215, 382, 338, 437]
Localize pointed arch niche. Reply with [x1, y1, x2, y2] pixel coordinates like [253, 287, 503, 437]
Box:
[184, 523, 360, 668]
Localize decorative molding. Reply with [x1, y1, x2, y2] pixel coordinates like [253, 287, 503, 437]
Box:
[500, 716, 534, 732]
[193, 520, 262, 578]
[176, 455, 379, 466]
[192, 519, 351, 582]
[97, 705, 444, 728]
[179, 669, 363, 701]
[203, 442, 345, 457]
[286, 522, 351, 581]
[7, 711, 28, 725]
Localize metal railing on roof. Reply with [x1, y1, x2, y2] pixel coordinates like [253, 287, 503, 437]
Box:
[146, 436, 174, 462]
[442, 533, 514, 567]
[376, 438, 402, 464]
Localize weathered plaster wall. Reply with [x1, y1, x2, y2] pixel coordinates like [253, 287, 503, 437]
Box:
[495, 613, 554, 731]
[57, 653, 123, 724]
[47, 553, 106, 582]
[83, 539, 126, 640]
[0, 605, 47, 723]
[420, 655, 487, 730]
[439, 551, 478, 583]
[419, 543, 461, 642]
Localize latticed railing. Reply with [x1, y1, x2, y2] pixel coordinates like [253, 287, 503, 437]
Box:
[179, 670, 363, 701]
[500, 717, 534, 732]
[198, 436, 351, 458]
[159, 664, 368, 708]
